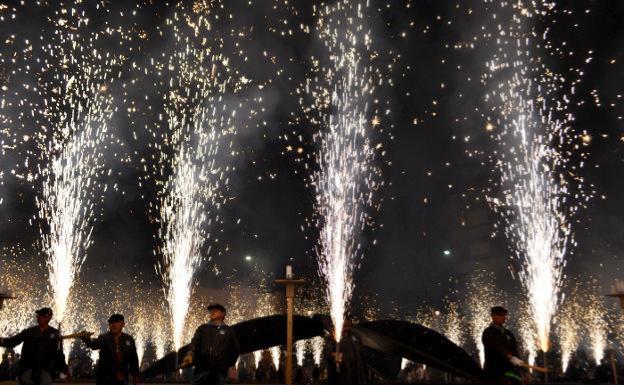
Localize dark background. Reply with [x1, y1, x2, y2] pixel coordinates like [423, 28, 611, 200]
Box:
[0, 0, 622, 316]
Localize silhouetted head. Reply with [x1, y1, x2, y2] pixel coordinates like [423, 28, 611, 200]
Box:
[108, 314, 125, 335]
[35, 307, 53, 328]
[490, 306, 508, 326]
[207, 304, 226, 323]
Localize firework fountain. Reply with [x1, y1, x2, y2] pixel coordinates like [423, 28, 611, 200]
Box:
[481, 1, 591, 353]
[583, 282, 608, 364]
[154, 4, 237, 351]
[36, 12, 114, 325]
[443, 300, 464, 347]
[557, 285, 581, 372]
[270, 346, 281, 370]
[516, 299, 537, 367]
[308, 0, 379, 344]
[295, 339, 306, 366]
[310, 336, 324, 366]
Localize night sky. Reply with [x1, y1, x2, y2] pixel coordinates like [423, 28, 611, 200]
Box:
[0, 0, 623, 317]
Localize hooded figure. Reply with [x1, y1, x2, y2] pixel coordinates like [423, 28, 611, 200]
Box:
[325, 319, 367, 385]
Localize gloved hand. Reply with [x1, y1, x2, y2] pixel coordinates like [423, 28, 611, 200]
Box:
[509, 356, 525, 367]
[180, 353, 193, 368]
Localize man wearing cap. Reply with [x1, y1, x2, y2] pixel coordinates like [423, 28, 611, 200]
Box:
[0, 307, 68, 385]
[181, 304, 240, 385]
[482, 306, 525, 385]
[81, 314, 140, 385]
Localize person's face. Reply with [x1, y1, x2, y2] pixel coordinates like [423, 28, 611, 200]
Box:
[36, 314, 51, 327]
[491, 313, 507, 326]
[108, 321, 124, 334]
[209, 309, 225, 321]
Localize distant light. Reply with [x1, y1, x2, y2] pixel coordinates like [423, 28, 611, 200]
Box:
[443, 250, 451, 256]
[434, 310, 441, 316]
[245, 255, 253, 261]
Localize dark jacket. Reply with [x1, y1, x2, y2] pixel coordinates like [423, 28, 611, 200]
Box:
[0, 325, 67, 377]
[325, 332, 367, 385]
[82, 332, 139, 385]
[482, 323, 519, 379]
[190, 322, 239, 375]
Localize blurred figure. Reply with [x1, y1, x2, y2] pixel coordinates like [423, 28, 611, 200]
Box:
[255, 350, 277, 383]
[325, 319, 366, 385]
[236, 359, 252, 383]
[0, 351, 12, 380]
[482, 306, 525, 385]
[312, 364, 321, 384]
[0, 307, 68, 385]
[595, 358, 612, 383]
[81, 313, 140, 385]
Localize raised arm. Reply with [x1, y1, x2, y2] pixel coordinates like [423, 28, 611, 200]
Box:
[0, 330, 26, 348]
[81, 334, 105, 350]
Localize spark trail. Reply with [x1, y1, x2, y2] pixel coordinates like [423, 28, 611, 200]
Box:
[309, 0, 379, 343]
[154, 4, 238, 351]
[480, 0, 592, 352]
[36, 11, 114, 324]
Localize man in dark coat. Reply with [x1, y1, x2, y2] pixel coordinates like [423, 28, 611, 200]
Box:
[325, 319, 367, 385]
[81, 314, 140, 385]
[482, 306, 525, 385]
[0, 307, 68, 385]
[181, 304, 240, 385]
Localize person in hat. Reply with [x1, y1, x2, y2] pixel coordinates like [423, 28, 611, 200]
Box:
[482, 306, 525, 385]
[0, 307, 68, 385]
[81, 314, 140, 385]
[181, 304, 240, 385]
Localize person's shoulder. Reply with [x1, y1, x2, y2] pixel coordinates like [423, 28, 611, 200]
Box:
[196, 323, 210, 331]
[122, 333, 135, 341]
